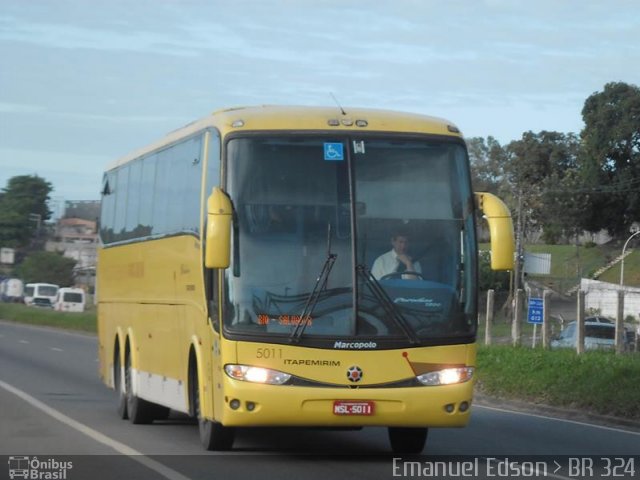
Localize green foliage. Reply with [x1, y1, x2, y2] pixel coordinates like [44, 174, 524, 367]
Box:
[16, 251, 76, 286]
[467, 136, 506, 194]
[579, 82, 640, 236]
[0, 175, 53, 248]
[506, 131, 579, 188]
[503, 131, 583, 242]
[541, 224, 562, 245]
[585, 307, 602, 317]
[477, 346, 640, 419]
[478, 250, 510, 291]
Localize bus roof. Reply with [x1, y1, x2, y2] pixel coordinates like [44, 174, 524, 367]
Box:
[107, 105, 462, 171]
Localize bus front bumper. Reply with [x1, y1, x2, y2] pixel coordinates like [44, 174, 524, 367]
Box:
[217, 378, 474, 428]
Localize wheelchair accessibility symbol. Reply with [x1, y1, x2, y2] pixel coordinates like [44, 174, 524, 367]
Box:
[324, 142, 344, 161]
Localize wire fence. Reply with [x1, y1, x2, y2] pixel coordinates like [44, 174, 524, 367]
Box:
[479, 289, 639, 353]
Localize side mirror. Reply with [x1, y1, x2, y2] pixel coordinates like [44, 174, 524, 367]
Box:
[475, 192, 515, 271]
[205, 187, 232, 268]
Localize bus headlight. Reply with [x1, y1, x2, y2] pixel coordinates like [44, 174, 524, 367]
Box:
[416, 367, 474, 386]
[224, 365, 291, 385]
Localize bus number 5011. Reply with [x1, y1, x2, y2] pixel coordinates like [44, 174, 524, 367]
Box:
[256, 348, 282, 359]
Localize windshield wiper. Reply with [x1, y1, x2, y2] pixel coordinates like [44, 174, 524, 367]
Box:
[290, 223, 336, 343]
[356, 264, 420, 345]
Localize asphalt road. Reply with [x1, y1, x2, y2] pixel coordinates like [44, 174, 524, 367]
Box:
[1, 320, 638, 480]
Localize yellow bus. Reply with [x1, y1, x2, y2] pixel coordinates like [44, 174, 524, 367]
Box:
[97, 105, 514, 453]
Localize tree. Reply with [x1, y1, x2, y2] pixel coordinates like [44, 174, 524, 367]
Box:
[540, 168, 587, 244]
[16, 251, 76, 286]
[0, 175, 53, 248]
[503, 131, 582, 243]
[467, 136, 507, 194]
[578, 82, 640, 236]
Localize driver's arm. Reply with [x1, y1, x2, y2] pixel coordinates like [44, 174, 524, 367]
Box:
[371, 257, 384, 280]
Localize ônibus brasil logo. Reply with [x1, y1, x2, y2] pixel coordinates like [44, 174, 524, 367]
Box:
[8, 456, 73, 479]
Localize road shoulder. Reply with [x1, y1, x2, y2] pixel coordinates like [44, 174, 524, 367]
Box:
[475, 393, 640, 432]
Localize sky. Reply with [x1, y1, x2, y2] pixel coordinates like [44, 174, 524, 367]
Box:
[1, 0, 639, 212]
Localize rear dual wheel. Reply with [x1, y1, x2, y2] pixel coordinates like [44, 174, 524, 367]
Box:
[122, 352, 170, 424]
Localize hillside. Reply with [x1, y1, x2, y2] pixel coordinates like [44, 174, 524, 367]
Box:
[516, 243, 640, 295]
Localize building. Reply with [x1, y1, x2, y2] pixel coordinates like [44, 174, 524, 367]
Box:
[581, 278, 640, 321]
[63, 200, 100, 223]
[46, 214, 99, 292]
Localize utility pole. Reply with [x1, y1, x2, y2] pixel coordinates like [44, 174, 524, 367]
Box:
[511, 190, 524, 311]
[28, 213, 42, 232]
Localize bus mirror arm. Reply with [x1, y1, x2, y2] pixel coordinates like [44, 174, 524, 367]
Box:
[205, 187, 233, 269]
[474, 192, 515, 271]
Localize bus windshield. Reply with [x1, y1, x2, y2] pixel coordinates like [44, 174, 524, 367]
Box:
[224, 135, 477, 348]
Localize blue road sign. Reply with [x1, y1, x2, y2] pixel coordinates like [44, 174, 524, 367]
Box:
[527, 297, 543, 324]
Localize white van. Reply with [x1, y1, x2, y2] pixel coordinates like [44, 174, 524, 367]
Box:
[1, 278, 24, 302]
[24, 283, 59, 308]
[54, 287, 86, 312]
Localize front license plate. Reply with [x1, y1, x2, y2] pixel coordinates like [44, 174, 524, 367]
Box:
[333, 400, 375, 416]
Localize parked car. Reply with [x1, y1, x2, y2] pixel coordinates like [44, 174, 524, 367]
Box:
[584, 316, 613, 324]
[551, 318, 632, 351]
[552, 320, 615, 350]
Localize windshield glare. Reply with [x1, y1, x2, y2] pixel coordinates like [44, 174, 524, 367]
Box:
[224, 135, 477, 346]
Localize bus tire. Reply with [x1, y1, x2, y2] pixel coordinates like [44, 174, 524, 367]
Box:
[114, 347, 128, 419]
[192, 366, 234, 450]
[388, 427, 428, 454]
[125, 352, 155, 425]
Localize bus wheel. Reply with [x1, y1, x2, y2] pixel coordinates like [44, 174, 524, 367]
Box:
[388, 427, 428, 454]
[125, 353, 155, 424]
[192, 368, 234, 450]
[115, 351, 128, 419]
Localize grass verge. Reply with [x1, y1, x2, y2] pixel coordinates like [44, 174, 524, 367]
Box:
[0, 303, 96, 333]
[476, 345, 640, 420]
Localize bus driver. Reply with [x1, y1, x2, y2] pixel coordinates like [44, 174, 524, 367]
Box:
[371, 232, 422, 280]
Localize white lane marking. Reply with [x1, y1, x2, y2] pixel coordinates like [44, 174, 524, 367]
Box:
[50, 347, 64, 352]
[476, 404, 640, 436]
[0, 379, 194, 480]
[19, 340, 29, 344]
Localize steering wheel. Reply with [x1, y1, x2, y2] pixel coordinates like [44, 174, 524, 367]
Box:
[380, 271, 425, 281]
